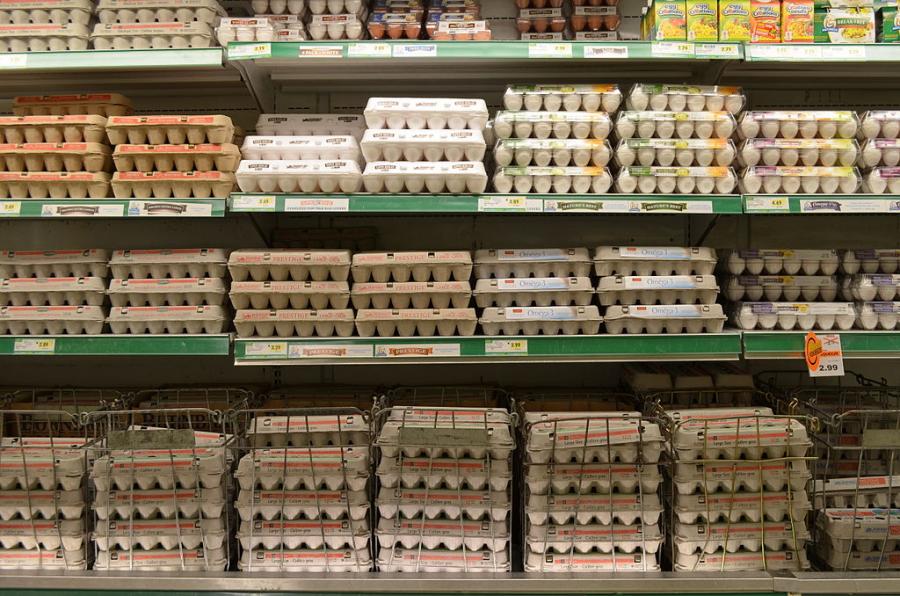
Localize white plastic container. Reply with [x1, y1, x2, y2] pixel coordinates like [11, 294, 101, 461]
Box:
[731, 302, 856, 331]
[615, 138, 735, 168]
[844, 274, 900, 301]
[306, 13, 364, 40]
[859, 110, 900, 140]
[362, 161, 487, 194]
[492, 166, 612, 194]
[739, 138, 859, 167]
[615, 111, 736, 140]
[615, 166, 736, 194]
[739, 111, 859, 140]
[863, 167, 900, 194]
[495, 138, 611, 168]
[364, 98, 489, 131]
[739, 166, 860, 194]
[236, 160, 362, 194]
[493, 111, 612, 140]
[626, 84, 744, 114]
[856, 301, 900, 330]
[841, 249, 900, 274]
[603, 304, 726, 334]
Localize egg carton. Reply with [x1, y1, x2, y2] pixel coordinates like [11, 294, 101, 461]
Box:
[524, 427, 663, 464]
[112, 143, 239, 174]
[494, 138, 610, 169]
[515, 8, 565, 33]
[251, 0, 306, 13]
[0, 447, 85, 490]
[93, 484, 224, 520]
[307, 13, 364, 40]
[859, 111, 900, 140]
[674, 549, 808, 572]
[255, 114, 366, 139]
[818, 545, 900, 571]
[215, 16, 306, 45]
[236, 488, 369, 521]
[95, 547, 226, 570]
[671, 416, 811, 459]
[0, 305, 103, 335]
[0, 519, 83, 551]
[363, 12, 421, 42]
[376, 408, 513, 459]
[614, 111, 736, 141]
[739, 166, 861, 194]
[377, 456, 511, 491]
[844, 274, 900, 301]
[360, 129, 485, 164]
[626, 84, 745, 115]
[725, 249, 840, 276]
[732, 301, 855, 331]
[107, 277, 225, 307]
[239, 547, 371, 571]
[93, 517, 225, 551]
[738, 111, 860, 140]
[12, 93, 132, 118]
[493, 111, 612, 141]
[235, 159, 361, 194]
[229, 249, 351, 283]
[673, 490, 811, 524]
[603, 304, 726, 334]
[109, 248, 227, 279]
[473, 277, 593, 308]
[235, 449, 369, 491]
[615, 167, 737, 194]
[246, 413, 369, 447]
[526, 522, 662, 554]
[724, 275, 839, 302]
[524, 550, 658, 572]
[377, 517, 508, 551]
[856, 302, 900, 330]
[91, 448, 225, 491]
[0, 115, 107, 144]
[842, 249, 900, 274]
[111, 171, 234, 199]
[673, 460, 810, 495]
[233, 308, 354, 338]
[614, 138, 735, 168]
[241, 135, 359, 162]
[106, 305, 226, 334]
[863, 166, 900, 194]
[474, 248, 591, 279]
[526, 492, 663, 526]
[96, 0, 225, 23]
[817, 508, 900, 545]
[0, 547, 84, 569]
[377, 546, 509, 572]
[813, 476, 900, 508]
[356, 308, 476, 337]
[492, 166, 612, 194]
[230, 280, 349, 310]
[596, 275, 719, 306]
[525, 462, 662, 494]
[351, 281, 470, 310]
[90, 21, 213, 49]
[0, 171, 110, 199]
[238, 519, 369, 550]
[0, 249, 108, 279]
[0, 142, 111, 173]
[502, 84, 622, 114]
[738, 138, 859, 168]
[0, 0, 92, 24]
[479, 305, 602, 336]
[0, 22, 88, 51]
[0, 488, 83, 520]
[106, 115, 232, 146]
[0, 277, 106, 306]
[362, 161, 487, 194]
[673, 520, 809, 555]
[594, 247, 717, 277]
[364, 98, 488, 131]
[351, 251, 470, 284]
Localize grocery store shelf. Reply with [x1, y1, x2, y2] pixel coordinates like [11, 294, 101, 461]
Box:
[234, 333, 742, 365]
[0, 199, 226, 218]
[0, 334, 230, 356]
[742, 330, 900, 359]
[776, 572, 900, 594]
[743, 195, 900, 214]
[744, 44, 900, 63]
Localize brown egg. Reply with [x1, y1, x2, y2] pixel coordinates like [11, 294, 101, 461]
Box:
[387, 24, 403, 38]
[605, 14, 620, 28]
[368, 22, 386, 38]
[457, 31, 473, 40]
[605, 0, 618, 6]
[550, 17, 565, 31]
[406, 23, 420, 37]
[531, 0, 547, 7]
[587, 14, 601, 29]
[516, 0, 529, 7]
[473, 29, 491, 39]
[549, 0, 564, 6]
[516, 17, 530, 32]
[532, 17, 548, 32]
[570, 14, 586, 29]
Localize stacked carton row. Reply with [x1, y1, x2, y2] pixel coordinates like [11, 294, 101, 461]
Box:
[623, 362, 756, 406]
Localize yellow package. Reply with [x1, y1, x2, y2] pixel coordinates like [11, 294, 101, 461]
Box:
[782, 0, 813, 42]
[719, 0, 751, 40]
[649, 0, 687, 40]
[687, 0, 718, 40]
[751, 0, 781, 42]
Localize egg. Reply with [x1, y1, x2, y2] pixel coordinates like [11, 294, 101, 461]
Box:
[573, 175, 593, 194]
[883, 120, 900, 139]
[696, 176, 716, 194]
[649, 94, 669, 111]
[494, 120, 513, 139]
[676, 148, 694, 166]
[888, 177, 900, 194]
[657, 121, 675, 139]
[838, 120, 858, 139]
[615, 118, 636, 140]
[713, 119, 733, 139]
[637, 146, 656, 166]
[592, 120, 611, 139]
[696, 148, 715, 167]
[563, 94, 582, 112]
[861, 145, 882, 168]
[819, 176, 839, 194]
[533, 175, 552, 193]
[544, 94, 563, 112]
[385, 176, 405, 193]
[740, 172, 762, 194]
[818, 121, 837, 140]
[637, 175, 657, 193]
[676, 176, 695, 194]
[593, 172, 612, 193]
[571, 147, 590, 167]
[534, 121, 553, 139]
[781, 148, 799, 167]
[493, 172, 513, 193]
[514, 174, 533, 193]
[628, 89, 650, 111]
[800, 148, 819, 167]
[569, 121, 589, 139]
[740, 144, 761, 167]
[637, 120, 656, 139]
[861, 117, 882, 139]
[534, 148, 554, 167]
[657, 175, 676, 193]
[503, 93, 523, 111]
[616, 171, 638, 193]
[760, 121, 780, 139]
[819, 149, 838, 168]
[552, 174, 572, 193]
[782, 120, 801, 139]
[591, 145, 610, 166]
[840, 172, 858, 193]
[668, 94, 687, 112]
[801, 176, 819, 194]
[838, 146, 857, 167]
[582, 93, 601, 112]
[515, 148, 533, 166]
[676, 121, 694, 140]
[763, 175, 782, 193]
[725, 95, 743, 114]
[616, 144, 636, 166]
[524, 94, 543, 112]
[493, 145, 514, 167]
[781, 175, 800, 194]
[740, 117, 760, 139]
[601, 93, 620, 113]
[657, 147, 676, 166]
[542, 147, 562, 166]
[716, 145, 735, 166]
[716, 171, 736, 194]
[686, 95, 706, 112]
[405, 175, 425, 193]
[761, 148, 780, 166]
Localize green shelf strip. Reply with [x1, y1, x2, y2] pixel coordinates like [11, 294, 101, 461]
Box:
[743, 194, 900, 214]
[0, 199, 226, 218]
[0, 335, 230, 356]
[744, 43, 900, 62]
[743, 330, 900, 359]
[0, 48, 224, 71]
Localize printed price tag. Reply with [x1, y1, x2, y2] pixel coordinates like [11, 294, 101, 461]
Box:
[13, 338, 55, 354]
[231, 195, 276, 211]
[746, 196, 789, 211]
[228, 43, 271, 60]
[477, 196, 542, 212]
[0, 54, 27, 68]
[348, 43, 391, 57]
[289, 344, 373, 358]
[528, 43, 572, 58]
[822, 46, 865, 60]
[299, 45, 343, 58]
[392, 44, 437, 57]
[375, 343, 461, 358]
[651, 42, 694, 56]
[284, 197, 350, 212]
[244, 342, 288, 357]
[0, 201, 21, 215]
[695, 43, 739, 58]
[583, 45, 629, 59]
[805, 332, 844, 377]
[484, 339, 528, 355]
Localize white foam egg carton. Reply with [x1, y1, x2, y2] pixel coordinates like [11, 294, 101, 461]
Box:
[594, 246, 717, 277]
[0, 22, 88, 51]
[525, 550, 658, 572]
[494, 138, 610, 168]
[0, 171, 110, 199]
[524, 416, 663, 464]
[241, 135, 359, 161]
[229, 249, 351, 282]
[111, 171, 234, 199]
[525, 462, 661, 494]
[603, 304, 726, 334]
[90, 21, 213, 49]
[109, 248, 226, 279]
[95, 547, 226, 570]
[12, 93, 132, 118]
[0, 249, 107, 278]
[361, 129, 485, 163]
[0, 142, 111, 173]
[255, 114, 366, 138]
[0, 519, 83, 551]
[215, 16, 305, 45]
[238, 519, 369, 550]
[251, 0, 305, 13]
[596, 275, 719, 306]
[844, 274, 900, 301]
[0, 446, 84, 490]
[93, 517, 225, 551]
[112, 143, 239, 173]
[235, 159, 362, 193]
[615, 166, 737, 194]
[235, 448, 368, 491]
[106, 305, 226, 334]
[674, 520, 808, 555]
[351, 281, 470, 310]
[106, 115, 232, 146]
[526, 492, 663, 526]
[473, 277, 592, 308]
[859, 111, 900, 140]
[95, 0, 225, 24]
[674, 549, 808, 572]
[863, 166, 900, 194]
[0, 115, 107, 144]
[615, 138, 735, 168]
[376, 407, 512, 459]
[670, 411, 810, 456]
[738, 111, 859, 140]
[842, 249, 900, 274]
[615, 111, 735, 140]
[502, 84, 621, 114]
[362, 161, 487, 194]
[732, 301, 855, 331]
[239, 547, 371, 571]
[0, 0, 92, 24]
[0, 488, 83, 520]
[378, 546, 509, 572]
[355, 308, 476, 337]
[493, 111, 612, 141]
[673, 460, 810, 494]
[307, 13, 364, 40]
[236, 488, 368, 521]
[0, 305, 103, 334]
[0, 547, 84, 569]
[246, 414, 369, 447]
[738, 138, 858, 168]
[626, 84, 744, 114]
[526, 522, 662, 554]
[856, 301, 900, 330]
[725, 249, 839, 276]
[93, 485, 223, 520]
[673, 490, 811, 524]
[724, 275, 838, 301]
[739, 165, 860, 194]
[0, 276, 105, 306]
[377, 517, 508, 551]
[230, 280, 349, 310]
[817, 508, 900, 546]
[91, 448, 225, 491]
[812, 476, 900, 507]
[108, 277, 225, 307]
[474, 248, 591, 279]
[364, 98, 488, 131]
[479, 305, 601, 336]
[817, 546, 900, 571]
[493, 166, 612, 194]
[351, 251, 470, 283]
[377, 456, 510, 491]
[233, 308, 354, 338]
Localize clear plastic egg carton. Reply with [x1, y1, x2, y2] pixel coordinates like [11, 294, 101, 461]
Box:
[239, 547, 371, 572]
[377, 517, 509, 551]
[109, 248, 226, 279]
[351, 281, 470, 310]
[673, 490, 811, 524]
[378, 546, 509, 572]
[524, 415, 664, 464]
[493, 111, 612, 141]
[856, 302, 900, 330]
[525, 550, 658, 572]
[0, 446, 84, 490]
[95, 547, 226, 571]
[307, 13, 364, 40]
[229, 249, 350, 283]
[626, 84, 745, 115]
[0, 305, 104, 334]
[361, 129, 485, 163]
[362, 161, 487, 194]
[93, 517, 225, 551]
[602, 304, 726, 334]
[377, 487, 509, 521]
[0, 115, 107, 144]
[364, 98, 489, 131]
[255, 114, 366, 139]
[108, 277, 225, 307]
[106, 115, 233, 146]
[475, 248, 591, 279]
[526, 492, 663, 526]
[859, 111, 900, 140]
[616, 166, 737, 194]
[0, 277, 105, 307]
[355, 308, 477, 337]
[90, 21, 213, 49]
[526, 522, 662, 555]
[494, 138, 611, 168]
[233, 308, 354, 338]
[525, 462, 662, 494]
[236, 488, 369, 521]
[0, 171, 110, 199]
[96, 0, 225, 24]
[0, 547, 84, 569]
[377, 457, 511, 491]
[614, 111, 735, 141]
[739, 166, 861, 194]
[738, 111, 859, 141]
[732, 301, 856, 331]
[673, 520, 809, 555]
[863, 167, 900, 194]
[596, 275, 719, 306]
[235, 448, 369, 490]
[739, 138, 859, 168]
[216, 16, 306, 45]
[615, 139, 735, 168]
[251, 0, 306, 13]
[245, 413, 369, 448]
[0, 249, 108, 279]
[12, 93, 132, 118]
[241, 136, 359, 162]
[112, 144, 240, 173]
[106, 305, 226, 334]
[724, 275, 839, 302]
[493, 166, 612, 194]
[479, 305, 601, 336]
[0, 142, 111, 173]
[673, 459, 810, 494]
[674, 549, 809, 572]
[0, 0, 92, 24]
[473, 277, 593, 308]
[0, 519, 83, 551]
[594, 246, 717, 277]
[502, 84, 623, 114]
[0, 488, 83, 520]
[351, 251, 470, 284]
[375, 406, 513, 460]
[842, 249, 900, 274]
[111, 171, 235, 199]
[235, 160, 362, 194]
[725, 249, 840, 276]
[0, 22, 88, 51]
[230, 280, 350, 310]
[237, 519, 370, 551]
[843, 274, 900, 301]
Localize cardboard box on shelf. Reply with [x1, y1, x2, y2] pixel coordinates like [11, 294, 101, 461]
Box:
[751, 0, 782, 41]
[719, 0, 752, 39]
[782, 0, 814, 41]
[687, 0, 719, 39]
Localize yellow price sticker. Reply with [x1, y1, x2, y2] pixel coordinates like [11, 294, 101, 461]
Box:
[0, 201, 21, 215]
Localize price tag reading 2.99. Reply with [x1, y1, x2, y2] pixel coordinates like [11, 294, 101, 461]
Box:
[805, 331, 844, 377]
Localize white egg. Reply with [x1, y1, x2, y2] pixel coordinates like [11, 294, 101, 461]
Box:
[616, 119, 636, 139]
[716, 145, 735, 166]
[385, 176, 405, 193]
[676, 148, 694, 166]
[493, 172, 513, 193]
[572, 148, 591, 167]
[420, 147, 438, 162]
[616, 171, 638, 193]
[563, 94, 582, 112]
[763, 176, 782, 193]
[570, 121, 591, 139]
[514, 175, 533, 193]
[533, 122, 552, 139]
[649, 94, 669, 111]
[524, 94, 543, 112]
[591, 145, 610, 167]
[637, 120, 657, 139]
[741, 117, 760, 139]
[638, 147, 656, 166]
[676, 176, 695, 194]
[762, 148, 781, 166]
[781, 148, 799, 167]
[629, 88, 649, 111]
[696, 148, 715, 167]
[563, 175, 586, 194]
[515, 122, 533, 139]
[552, 174, 572, 194]
[515, 148, 533, 166]
[687, 95, 706, 112]
[840, 172, 859, 193]
[840, 146, 858, 167]
[861, 145, 881, 168]
[540, 147, 561, 166]
[657, 175, 676, 193]
[601, 93, 620, 113]
[716, 171, 736, 194]
[838, 120, 857, 139]
[715, 118, 735, 139]
[657, 147, 676, 166]
[888, 177, 900, 194]
[819, 176, 839, 194]
[533, 175, 552, 193]
[861, 118, 882, 139]
[637, 175, 657, 193]
[552, 121, 572, 139]
[676, 121, 695, 140]
[801, 176, 819, 194]
[668, 94, 687, 112]
[503, 93, 523, 111]
[782, 120, 801, 139]
[592, 172, 612, 193]
[800, 148, 819, 166]
[819, 121, 837, 140]
[819, 149, 838, 167]
[782, 176, 801, 194]
[883, 120, 900, 139]
[494, 144, 514, 166]
[592, 120, 611, 139]
[741, 144, 761, 167]
[724, 95, 743, 114]
[696, 176, 716, 194]
[583, 93, 602, 112]
[428, 114, 448, 130]
[761, 121, 779, 139]
[657, 121, 675, 139]
[741, 172, 762, 194]
[387, 114, 407, 130]
[544, 94, 563, 112]
[405, 175, 425, 193]
[616, 144, 636, 166]
[884, 148, 900, 167]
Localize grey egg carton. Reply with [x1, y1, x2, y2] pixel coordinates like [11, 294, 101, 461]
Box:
[112, 143, 240, 173]
[669, 411, 811, 459]
[474, 277, 593, 308]
[237, 519, 370, 551]
[674, 549, 808, 572]
[0, 142, 111, 172]
[596, 275, 719, 306]
[255, 114, 366, 139]
[673, 460, 810, 495]
[93, 518, 226, 551]
[94, 547, 227, 571]
[812, 476, 900, 509]
[234, 309, 354, 338]
[109, 248, 227, 279]
[92, 486, 224, 520]
[494, 138, 611, 168]
[355, 308, 477, 337]
[524, 550, 659, 572]
[479, 306, 601, 335]
[673, 520, 809, 556]
[844, 274, 900, 301]
[110, 171, 235, 199]
[0, 23, 89, 52]
[0, 547, 85, 569]
[594, 246, 717, 277]
[526, 521, 662, 554]
[90, 21, 214, 49]
[0, 446, 85, 490]
[725, 275, 839, 302]
[90, 447, 226, 491]
[95, 0, 226, 24]
[235, 448, 369, 491]
[351, 281, 471, 310]
[474, 248, 591, 279]
[842, 249, 900, 274]
[603, 304, 726, 334]
[107, 305, 226, 334]
[376, 517, 508, 551]
[0, 305, 104, 334]
[106, 115, 233, 146]
[673, 490, 811, 524]
[235, 488, 369, 522]
[856, 302, 900, 330]
[351, 251, 471, 284]
[377, 456, 510, 491]
[246, 414, 369, 448]
[229, 249, 351, 283]
[377, 546, 510, 572]
[239, 547, 372, 572]
[525, 462, 662, 495]
[724, 249, 840, 276]
[615, 138, 736, 168]
[731, 301, 856, 331]
[0, 519, 83, 551]
[0, 115, 108, 144]
[376, 406, 513, 459]
[524, 413, 663, 464]
[0, 1, 92, 25]
[108, 277, 226, 307]
[0, 276, 106, 306]
[0, 488, 83, 520]
[0, 171, 110, 199]
[526, 491, 663, 526]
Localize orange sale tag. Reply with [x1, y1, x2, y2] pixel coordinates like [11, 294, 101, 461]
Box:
[805, 331, 844, 377]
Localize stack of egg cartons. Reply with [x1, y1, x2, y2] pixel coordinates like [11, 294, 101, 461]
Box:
[0, 1, 91, 52]
[859, 111, 900, 195]
[736, 111, 861, 195]
[90, 422, 229, 571]
[351, 251, 476, 337]
[844, 249, 900, 331]
[493, 86, 617, 195]
[234, 410, 372, 571]
[107, 113, 238, 203]
[0, 94, 125, 201]
[306, 0, 366, 40]
[473, 248, 601, 336]
[523, 410, 664, 571]
[106, 248, 229, 335]
[237, 114, 363, 196]
[91, 0, 225, 49]
[374, 405, 513, 572]
[594, 246, 726, 335]
[0, 249, 108, 336]
[614, 85, 742, 195]
[361, 98, 488, 195]
[724, 249, 856, 332]
[623, 362, 756, 407]
[666, 407, 812, 572]
[229, 249, 354, 338]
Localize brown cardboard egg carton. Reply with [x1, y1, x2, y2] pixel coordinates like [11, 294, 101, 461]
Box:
[109, 248, 227, 279]
[351, 281, 471, 309]
[106, 115, 233, 145]
[234, 309, 354, 338]
[106, 305, 226, 334]
[0, 276, 105, 306]
[111, 171, 234, 199]
[479, 306, 601, 335]
[93, 518, 225, 551]
[355, 308, 477, 337]
[94, 547, 226, 570]
[12, 93, 132, 117]
[0, 171, 110, 199]
[0, 115, 108, 144]
[473, 248, 592, 279]
[112, 143, 240, 173]
[229, 249, 351, 282]
[0, 519, 83, 551]
[474, 277, 593, 308]
[0, 305, 104, 334]
[237, 519, 370, 551]
[351, 251, 472, 283]
[230, 280, 350, 310]
[0, 249, 108, 279]
[0, 142, 111, 173]
[239, 547, 372, 571]
[107, 277, 226, 307]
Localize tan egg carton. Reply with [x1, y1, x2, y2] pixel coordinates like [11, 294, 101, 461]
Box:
[0, 547, 84, 570]
[239, 547, 372, 572]
[113, 143, 240, 173]
[106, 115, 233, 146]
[0, 171, 110, 199]
[255, 114, 366, 138]
[0, 115, 108, 144]
[503, 84, 622, 114]
[0, 446, 85, 490]
[479, 305, 602, 336]
[95, 0, 226, 24]
[673, 520, 809, 555]
[0, 488, 83, 520]
[362, 161, 487, 194]
[495, 138, 611, 168]
[108, 277, 226, 307]
[230, 250, 351, 282]
[616, 166, 737, 194]
[627, 84, 745, 115]
[0, 276, 105, 306]
[361, 129, 485, 163]
[594, 246, 717, 277]
[525, 550, 658, 572]
[0, 22, 88, 51]
[231, 280, 349, 310]
[106, 305, 226, 334]
[525, 462, 662, 494]
[351, 281, 470, 310]
[475, 276, 595, 307]
[93, 518, 225, 551]
[235, 448, 369, 491]
[615, 138, 736, 168]
[526, 522, 662, 554]
[493, 166, 612, 194]
[724, 275, 839, 301]
[526, 492, 663, 526]
[474, 248, 591, 279]
[234, 308, 354, 338]
[673, 490, 811, 524]
[675, 549, 808, 572]
[739, 110, 859, 140]
[524, 414, 663, 464]
[355, 308, 476, 337]
[615, 111, 736, 140]
[377, 456, 511, 491]
[236, 488, 369, 521]
[673, 459, 810, 494]
[92, 486, 225, 520]
[0, 249, 108, 278]
[597, 275, 719, 306]
[238, 519, 370, 551]
[378, 546, 509, 572]
[0, 519, 83, 551]
[493, 111, 612, 140]
[111, 171, 234, 199]
[235, 160, 362, 194]
[0, 142, 111, 173]
[0, 305, 103, 334]
[377, 486, 509, 521]
[109, 248, 227, 279]
[242, 135, 360, 161]
[351, 251, 471, 283]
[90, 447, 226, 491]
[377, 517, 508, 551]
[603, 304, 726, 334]
[12, 93, 130, 117]
[90, 20, 213, 48]
[94, 547, 227, 571]
[0, 0, 92, 24]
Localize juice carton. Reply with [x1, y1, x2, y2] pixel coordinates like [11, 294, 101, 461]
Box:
[815, 6, 875, 41]
[687, 0, 719, 40]
[782, 0, 814, 41]
[649, 0, 687, 39]
[880, 5, 900, 42]
[751, 0, 781, 41]
[719, 0, 751, 40]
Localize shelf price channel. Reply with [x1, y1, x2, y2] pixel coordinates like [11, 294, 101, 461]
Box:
[0, 334, 230, 356]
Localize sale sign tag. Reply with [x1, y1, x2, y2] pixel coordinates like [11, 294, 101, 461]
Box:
[805, 331, 844, 377]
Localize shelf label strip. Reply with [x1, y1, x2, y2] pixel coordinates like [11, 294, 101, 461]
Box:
[13, 338, 55, 354]
[528, 43, 573, 58]
[127, 201, 214, 217]
[228, 43, 271, 60]
[583, 45, 629, 59]
[799, 199, 900, 214]
[478, 196, 542, 212]
[392, 44, 437, 58]
[231, 195, 277, 211]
